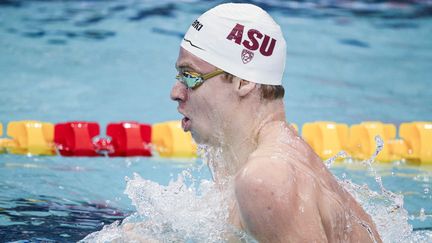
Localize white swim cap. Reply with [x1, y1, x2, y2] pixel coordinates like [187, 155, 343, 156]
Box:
[180, 3, 286, 85]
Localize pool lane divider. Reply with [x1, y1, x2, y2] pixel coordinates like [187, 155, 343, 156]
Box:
[302, 121, 432, 164]
[0, 120, 196, 159]
[0, 120, 431, 164]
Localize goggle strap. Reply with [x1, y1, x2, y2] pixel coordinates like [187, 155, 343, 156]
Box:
[201, 69, 225, 81]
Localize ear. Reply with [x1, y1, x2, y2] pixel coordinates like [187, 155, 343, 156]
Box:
[236, 79, 256, 97]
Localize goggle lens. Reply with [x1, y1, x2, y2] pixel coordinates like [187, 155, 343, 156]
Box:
[176, 69, 224, 89]
[176, 71, 203, 89]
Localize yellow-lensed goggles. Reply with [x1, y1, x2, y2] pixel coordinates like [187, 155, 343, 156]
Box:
[176, 69, 224, 89]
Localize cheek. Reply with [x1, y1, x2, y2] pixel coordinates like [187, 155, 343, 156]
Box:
[186, 93, 212, 124]
[202, 96, 230, 130]
[195, 96, 215, 120]
[189, 83, 232, 123]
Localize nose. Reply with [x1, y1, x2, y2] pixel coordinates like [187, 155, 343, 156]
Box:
[170, 81, 187, 103]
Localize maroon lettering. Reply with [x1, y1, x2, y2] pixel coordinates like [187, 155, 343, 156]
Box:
[242, 29, 262, 51]
[260, 35, 277, 56]
[226, 23, 244, 45]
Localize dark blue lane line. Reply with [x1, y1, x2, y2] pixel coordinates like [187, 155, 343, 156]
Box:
[0, 196, 130, 242]
[152, 27, 184, 39]
[339, 38, 370, 48]
[413, 227, 432, 231]
[0, 0, 22, 7]
[129, 3, 177, 21]
[74, 15, 107, 27]
[2, 0, 432, 19]
[373, 22, 419, 29]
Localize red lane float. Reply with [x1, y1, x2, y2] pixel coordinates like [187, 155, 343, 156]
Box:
[54, 121, 152, 157]
[55, 122, 100, 156]
[106, 122, 152, 157]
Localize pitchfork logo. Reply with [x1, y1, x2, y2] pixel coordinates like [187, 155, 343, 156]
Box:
[241, 49, 254, 64]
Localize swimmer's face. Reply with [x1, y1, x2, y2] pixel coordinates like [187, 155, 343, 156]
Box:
[171, 48, 233, 145]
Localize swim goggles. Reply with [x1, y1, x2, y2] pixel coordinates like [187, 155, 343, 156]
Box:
[176, 69, 225, 89]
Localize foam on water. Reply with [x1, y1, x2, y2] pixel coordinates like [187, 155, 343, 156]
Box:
[325, 136, 432, 242]
[82, 138, 431, 242]
[81, 145, 254, 242]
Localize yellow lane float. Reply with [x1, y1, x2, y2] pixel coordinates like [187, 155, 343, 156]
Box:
[302, 121, 348, 160]
[387, 138, 408, 162]
[398, 122, 432, 164]
[0, 123, 5, 153]
[151, 121, 197, 158]
[5, 120, 55, 155]
[347, 121, 396, 162]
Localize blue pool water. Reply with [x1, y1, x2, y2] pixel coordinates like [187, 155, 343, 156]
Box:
[1, 0, 432, 242]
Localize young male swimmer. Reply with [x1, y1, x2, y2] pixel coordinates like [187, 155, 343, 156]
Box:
[170, 3, 382, 242]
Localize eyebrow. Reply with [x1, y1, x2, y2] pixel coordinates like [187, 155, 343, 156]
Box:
[175, 62, 200, 72]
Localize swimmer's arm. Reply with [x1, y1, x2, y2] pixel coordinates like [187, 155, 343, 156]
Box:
[234, 158, 328, 243]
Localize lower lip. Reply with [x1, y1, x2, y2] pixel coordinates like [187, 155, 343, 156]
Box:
[181, 117, 191, 131]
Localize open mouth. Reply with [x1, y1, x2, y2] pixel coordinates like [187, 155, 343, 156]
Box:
[181, 116, 191, 132]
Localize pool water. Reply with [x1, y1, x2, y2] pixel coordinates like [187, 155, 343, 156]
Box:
[0, 0, 431, 242]
[0, 155, 206, 242]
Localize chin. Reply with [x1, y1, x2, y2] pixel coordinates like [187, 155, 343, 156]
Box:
[190, 129, 212, 146]
[190, 130, 205, 145]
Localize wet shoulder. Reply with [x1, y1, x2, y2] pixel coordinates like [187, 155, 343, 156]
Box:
[233, 156, 328, 242]
[234, 155, 316, 201]
[257, 122, 318, 164]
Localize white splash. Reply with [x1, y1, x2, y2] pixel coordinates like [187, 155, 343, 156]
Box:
[81, 172, 239, 242]
[325, 150, 349, 168]
[81, 135, 431, 243]
[330, 135, 431, 242]
[81, 146, 254, 242]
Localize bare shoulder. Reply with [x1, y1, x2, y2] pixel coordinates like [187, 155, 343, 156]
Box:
[234, 149, 315, 198]
[233, 155, 327, 242]
[233, 143, 382, 242]
[235, 155, 298, 196]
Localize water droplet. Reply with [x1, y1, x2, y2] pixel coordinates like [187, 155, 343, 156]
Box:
[299, 206, 305, 213]
[324, 150, 348, 168]
[419, 208, 426, 221]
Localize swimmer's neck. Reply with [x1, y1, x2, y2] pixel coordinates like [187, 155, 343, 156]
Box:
[211, 99, 286, 184]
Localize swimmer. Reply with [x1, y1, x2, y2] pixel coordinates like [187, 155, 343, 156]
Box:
[171, 3, 382, 242]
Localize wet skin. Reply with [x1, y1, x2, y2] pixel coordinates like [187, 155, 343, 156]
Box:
[171, 48, 382, 242]
[233, 121, 382, 242]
